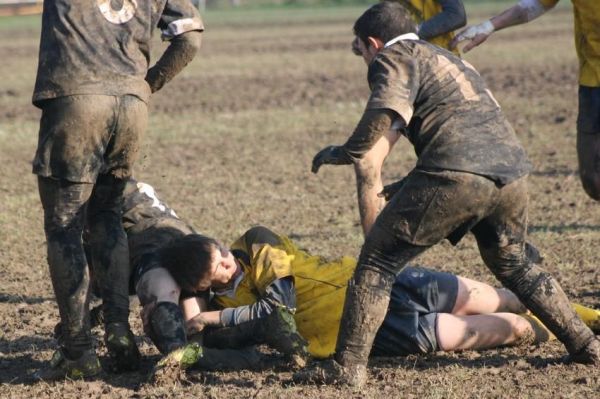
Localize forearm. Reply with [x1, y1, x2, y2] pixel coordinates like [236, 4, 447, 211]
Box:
[490, 1, 550, 32]
[418, 0, 466, 40]
[342, 109, 396, 160]
[146, 30, 202, 93]
[220, 277, 296, 327]
[352, 130, 400, 236]
[354, 160, 384, 236]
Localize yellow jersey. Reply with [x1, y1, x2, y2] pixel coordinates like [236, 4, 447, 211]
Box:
[394, 0, 458, 52]
[541, 0, 600, 86]
[212, 228, 356, 358]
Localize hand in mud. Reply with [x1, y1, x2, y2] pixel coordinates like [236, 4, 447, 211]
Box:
[186, 314, 208, 335]
[311, 145, 353, 174]
[377, 179, 405, 201]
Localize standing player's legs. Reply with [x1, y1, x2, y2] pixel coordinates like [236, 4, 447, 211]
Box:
[87, 174, 140, 370]
[87, 94, 146, 370]
[332, 170, 493, 386]
[472, 177, 600, 363]
[576, 86, 600, 201]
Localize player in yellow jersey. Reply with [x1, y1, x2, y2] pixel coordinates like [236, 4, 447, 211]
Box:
[173, 225, 600, 362]
[451, 0, 600, 201]
[388, 0, 466, 51]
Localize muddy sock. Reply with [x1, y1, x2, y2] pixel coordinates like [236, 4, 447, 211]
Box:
[572, 303, 600, 333]
[149, 302, 187, 354]
[499, 262, 595, 355]
[334, 268, 394, 368]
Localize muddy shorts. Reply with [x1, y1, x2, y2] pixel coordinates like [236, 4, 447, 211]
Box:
[371, 266, 458, 356]
[578, 86, 600, 135]
[32, 94, 147, 183]
[372, 168, 526, 248]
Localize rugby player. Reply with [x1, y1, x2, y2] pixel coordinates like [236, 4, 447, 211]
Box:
[451, 0, 600, 201]
[304, 1, 600, 386]
[32, 0, 203, 380]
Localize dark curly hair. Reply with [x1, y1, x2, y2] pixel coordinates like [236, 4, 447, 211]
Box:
[158, 234, 219, 293]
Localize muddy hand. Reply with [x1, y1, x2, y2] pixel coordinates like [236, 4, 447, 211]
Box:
[186, 313, 208, 335]
[311, 145, 353, 174]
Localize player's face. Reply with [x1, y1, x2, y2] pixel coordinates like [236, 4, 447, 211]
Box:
[208, 244, 239, 290]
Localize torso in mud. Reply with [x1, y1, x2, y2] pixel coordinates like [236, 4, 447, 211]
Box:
[32, 0, 203, 106]
[367, 38, 532, 185]
[122, 179, 196, 268]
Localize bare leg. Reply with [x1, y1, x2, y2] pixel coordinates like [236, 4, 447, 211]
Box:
[436, 313, 552, 351]
[452, 276, 526, 315]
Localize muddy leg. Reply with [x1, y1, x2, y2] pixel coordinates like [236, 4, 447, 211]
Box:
[38, 176, 95, 359]
[87, 174, 140, 371]
[478, 242, 599, 363]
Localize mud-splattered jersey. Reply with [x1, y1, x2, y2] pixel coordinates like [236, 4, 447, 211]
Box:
[32, 0, 203, 106]
[392, 0, 458, 52]
[365, 37, 532, 185]
[211, 226, 356, 358]
[122, 179, 196, 268]
[540, 0, 600, 86]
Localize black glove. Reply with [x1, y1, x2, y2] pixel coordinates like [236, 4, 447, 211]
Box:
[311, 145, 353, 174]
[377, 179, 406, 201]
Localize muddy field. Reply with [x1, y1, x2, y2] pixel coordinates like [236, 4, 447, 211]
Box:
[1, 2, 599, 398]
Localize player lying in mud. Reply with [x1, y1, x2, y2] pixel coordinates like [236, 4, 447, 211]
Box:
[69, 178, 600, 376]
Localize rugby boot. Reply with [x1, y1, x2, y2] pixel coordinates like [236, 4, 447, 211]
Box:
[149, 342, 203, 384]
[105, 322, 141, 372]
[292, 358, 366, 387]
[567, 337, 600, 365]
[32, 348, 101, 381]
[203, 306, 309, 367]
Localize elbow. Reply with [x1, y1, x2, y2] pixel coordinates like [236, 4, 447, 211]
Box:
[448, 9, 467, 31]
[186, 30, 203, 54]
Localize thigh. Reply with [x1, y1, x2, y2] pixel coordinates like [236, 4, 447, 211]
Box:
[374, 169, 496, 246]
[104, 95, 147, 179]
[471, 176, 529, 249]
[33, 95, 118, 183]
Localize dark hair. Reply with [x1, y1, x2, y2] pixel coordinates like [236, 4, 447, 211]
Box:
[353, 1, 417, 46]
[158, 234, 219, 293]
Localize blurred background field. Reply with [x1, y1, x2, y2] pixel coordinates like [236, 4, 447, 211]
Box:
[1, 1, 598, 398]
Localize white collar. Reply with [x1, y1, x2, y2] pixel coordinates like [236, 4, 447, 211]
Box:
[384, 33, 419, 48]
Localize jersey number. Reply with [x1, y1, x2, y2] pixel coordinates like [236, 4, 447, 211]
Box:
[97, 0, 138, 24]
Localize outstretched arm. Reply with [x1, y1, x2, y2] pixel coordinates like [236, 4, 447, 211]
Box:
[185, 277, 296, 334]
[418, 0, 467, 41]
[451, 0, 555, 52]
